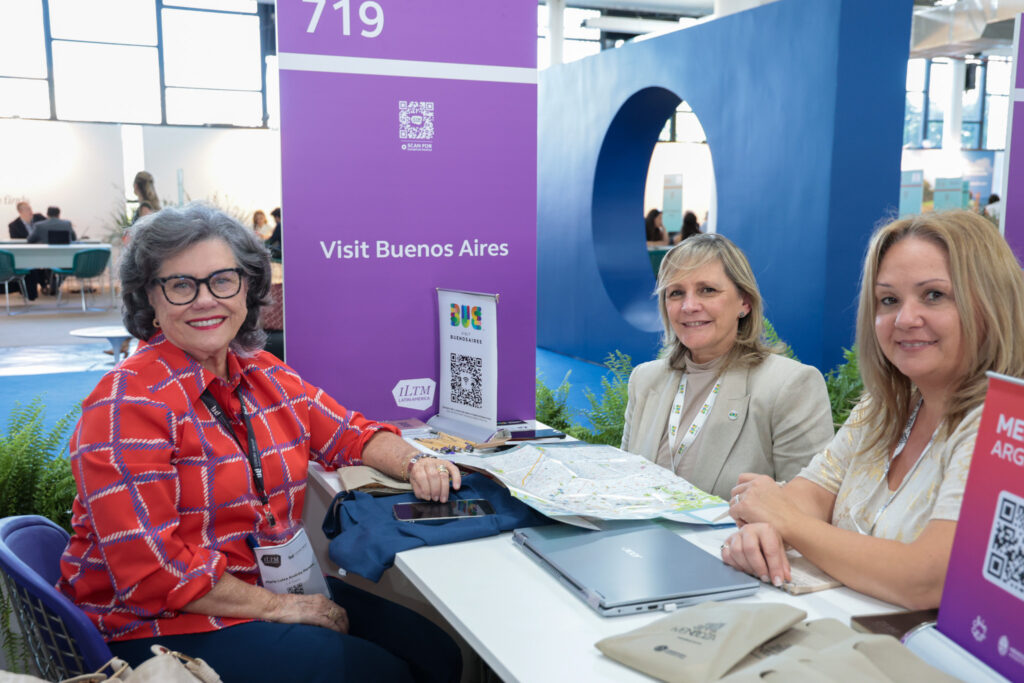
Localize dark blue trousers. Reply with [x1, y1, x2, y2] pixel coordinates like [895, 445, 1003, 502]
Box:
[108, 578, 461, 683]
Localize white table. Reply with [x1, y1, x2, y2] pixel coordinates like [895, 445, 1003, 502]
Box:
[69, 326, 133, 361]
[0, 242, 111, 269]
[304, 463, 899, 683]
[0, 243, 115, 306]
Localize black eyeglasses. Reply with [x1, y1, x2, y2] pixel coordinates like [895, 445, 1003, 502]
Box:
[153, 268, 244, 305]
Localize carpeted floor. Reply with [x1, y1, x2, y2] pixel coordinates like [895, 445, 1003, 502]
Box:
[0, 347, 623, 436]
[0, 370, 105, 435]
[535, 347, 617, 426]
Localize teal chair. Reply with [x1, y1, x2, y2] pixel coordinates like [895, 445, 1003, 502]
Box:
[0, 249, 29, 315]
[53, 249, 111, 312]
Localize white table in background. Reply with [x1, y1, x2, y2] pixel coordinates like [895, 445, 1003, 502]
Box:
[0, 243, 115, 306]
[69, 326, 133, 361]
[304, 462, 899, 683]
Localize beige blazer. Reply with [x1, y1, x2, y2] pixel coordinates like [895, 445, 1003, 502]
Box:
[621, 354, 834, 499]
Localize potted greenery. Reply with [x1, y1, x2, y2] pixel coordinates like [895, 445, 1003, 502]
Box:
[0, 397, 80, 674]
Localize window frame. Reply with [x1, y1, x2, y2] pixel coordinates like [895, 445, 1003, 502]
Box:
[0, 0, 272, 129]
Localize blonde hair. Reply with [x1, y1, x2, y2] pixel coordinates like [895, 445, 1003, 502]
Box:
[856, 210, 1024, 454]
[656, 233, 780, 370]
[133, 171, 161, 210]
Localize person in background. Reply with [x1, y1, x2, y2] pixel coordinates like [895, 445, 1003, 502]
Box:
[27, 206, 76, 299]
[645, 209, 669, 247]
[983, 193, 1001, 223]
[27, 206, 76, 244]
[265, 206, 282, 259]
[126, 203, 156, 242]
[59, 203, 461, 682]
[252, 209, 270, 239]
[675, 210, 701, 243]
[132, 171, 161, 223]
[621, 233, 834, 499]
[722, 211, 1024, 609]
[8, 201, 44, 239]
[8, 201, 49, 299]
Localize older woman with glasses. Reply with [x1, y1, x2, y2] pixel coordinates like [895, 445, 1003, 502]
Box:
[722, 211, 1024, 609]
[58, 203, 461, 682]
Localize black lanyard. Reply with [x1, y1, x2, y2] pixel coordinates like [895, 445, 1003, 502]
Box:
[200, 388, 276, 527]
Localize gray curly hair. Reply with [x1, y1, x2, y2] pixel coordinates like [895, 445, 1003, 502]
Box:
[120, 202, 273, 354]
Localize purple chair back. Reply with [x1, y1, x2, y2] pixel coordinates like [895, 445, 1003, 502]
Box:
[0, 515, 113, 678]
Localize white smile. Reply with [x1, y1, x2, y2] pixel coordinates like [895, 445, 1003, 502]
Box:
[897, 340, 936, 349]
[188, 318, 225, 328]
[681, 321, 710, 328]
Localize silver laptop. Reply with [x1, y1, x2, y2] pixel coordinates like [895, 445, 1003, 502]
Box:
[512, 524, 759, 616]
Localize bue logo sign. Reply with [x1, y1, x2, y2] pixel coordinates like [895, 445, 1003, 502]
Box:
[450, 303, 482, 330]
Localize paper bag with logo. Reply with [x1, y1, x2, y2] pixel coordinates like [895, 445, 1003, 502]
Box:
[824, 635, 960, 682]
[729, 617, 854, 674]
[595, 602, 806, 683]
[720, 634, 961, 683]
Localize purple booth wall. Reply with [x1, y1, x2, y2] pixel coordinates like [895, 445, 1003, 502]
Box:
[276, 2, 537, 421]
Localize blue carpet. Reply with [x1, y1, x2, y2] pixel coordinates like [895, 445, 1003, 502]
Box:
[0, 371, 104, 436]
[535, 348, 616, 426]
[0, 350, 616, 437]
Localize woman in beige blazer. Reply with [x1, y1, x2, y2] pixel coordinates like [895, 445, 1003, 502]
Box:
[620, 234, 834, 500]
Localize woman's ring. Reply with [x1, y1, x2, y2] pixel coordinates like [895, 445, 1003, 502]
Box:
[438, 465, 449, 475]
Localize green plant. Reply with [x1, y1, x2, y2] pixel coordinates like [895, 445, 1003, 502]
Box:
[0, 397, 80, 529]
[0, 396, 80, 674]
[200, 192, 254, 226]
[824, 346, 863, 427]
[569, 351, 633, 446]
[535, 352, 634, 446]
[104, 198, 133, 247]
[762, 318, 797, 361]
[535, 371, 574, 434]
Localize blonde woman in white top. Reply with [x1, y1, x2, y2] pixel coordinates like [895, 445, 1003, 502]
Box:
[722, 211, 1024, 609]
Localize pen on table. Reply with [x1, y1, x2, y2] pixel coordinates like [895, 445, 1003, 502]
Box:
[711, 507, 732, 523]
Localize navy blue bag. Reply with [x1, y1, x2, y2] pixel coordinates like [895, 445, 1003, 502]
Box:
[321, 473, 550, 581]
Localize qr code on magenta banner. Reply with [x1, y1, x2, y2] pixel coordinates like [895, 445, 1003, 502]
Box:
[450, 353, 482, 409]
[399, 101, 434, 140]
[982, 490, 1024, 600]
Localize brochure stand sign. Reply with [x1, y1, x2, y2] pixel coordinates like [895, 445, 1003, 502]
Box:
[932, 177, 965, 212]
[925, 372, 1024, 681]
[426, 289, 500, 443]
[899, 170, 923, 217]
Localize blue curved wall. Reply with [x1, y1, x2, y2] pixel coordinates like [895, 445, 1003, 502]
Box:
[538, 0, 912, 372]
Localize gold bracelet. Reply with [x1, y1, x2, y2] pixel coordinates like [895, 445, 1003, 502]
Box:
[403, 453, 434, 481]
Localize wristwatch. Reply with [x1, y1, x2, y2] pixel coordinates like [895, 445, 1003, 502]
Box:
[404, 452, 435, 481]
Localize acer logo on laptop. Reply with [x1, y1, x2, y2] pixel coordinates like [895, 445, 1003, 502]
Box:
[620, 546, 642, 559]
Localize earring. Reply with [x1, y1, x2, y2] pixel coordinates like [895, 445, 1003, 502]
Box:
[739, 312, 746, 318]
[153, 318, 161, 328]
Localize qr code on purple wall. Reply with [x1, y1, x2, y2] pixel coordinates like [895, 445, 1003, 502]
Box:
[399, 101, 434, 140]
[983, 490, 1024, 600]
[450, 353, 482, 409]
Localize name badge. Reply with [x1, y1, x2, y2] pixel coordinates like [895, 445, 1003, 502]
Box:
[252, 526, 330, 597]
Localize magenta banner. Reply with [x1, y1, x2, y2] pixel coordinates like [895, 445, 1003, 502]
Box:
[277, 1, 537, 420]
[939, 374, 1024, 680]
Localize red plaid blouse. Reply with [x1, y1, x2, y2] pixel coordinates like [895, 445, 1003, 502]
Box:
[57, 335, 398, 641]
